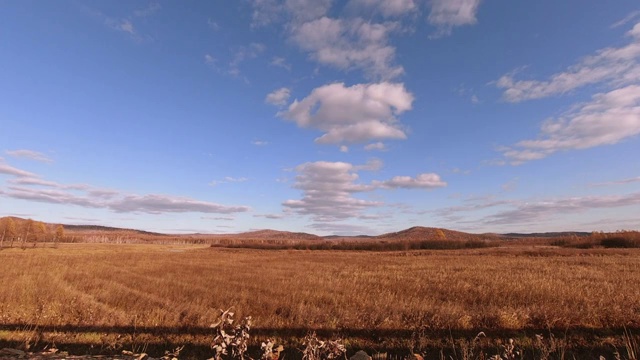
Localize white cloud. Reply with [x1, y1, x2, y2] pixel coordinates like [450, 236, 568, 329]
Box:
[483, 192, 640, 226]
[500, 84, 640, 164]
[8, 177, 89, 191]
[229, 43, 266, 76]
[117, 19, 135, 35]
[497, 22, 640, 102]
[291, 17, 404, 79]
[364, 142, 387, 151]
[283, 161, 380, 222]
[270, 56, 291, 70]
[428, 0, 482, 37]
[309, 222, 375, 235]
[433, 196, 512, 222]
[253, 213, 285, 219]
[208, 18, 220, 31]
[210, 177, 249, 186]
[204, 54, 216, 65]
[252, 140, 269, 146]
[250, 0, 333, 27]
[202, 216, 235, 221]
[285, 0, 334, 23]
[280, 82, 413, 144]
[0, 160, 249, 215]
[108, 194, 248, 214]
[434, 189, 640, 229]
[373, 173, 447, 189]
[250, 0, 282, 27]
[133, 3, 161, 18]
[265, 87, 291, 106]
[283, 160, 445, 223]
[6, 149, 53, 163]
[339, 145, 349, 153]
[4, 184, 249, 215]
[590, 176, 640, 187]
[471, 94, 480, 104]
[611, 10, 640, 28]
[0, 158, 37, 178]
[347, 0, 417, 17]
[354, 158, 383, 171]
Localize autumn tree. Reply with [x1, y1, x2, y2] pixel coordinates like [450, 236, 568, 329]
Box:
[54, 224, 64, 248]
[7, 218, 16, 248]
[1, 218, 17, 249]
[21, 219, 34, 249]
[435, 228, 447, 240]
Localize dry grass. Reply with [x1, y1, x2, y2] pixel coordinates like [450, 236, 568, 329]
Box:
[1, 244, 639, 358]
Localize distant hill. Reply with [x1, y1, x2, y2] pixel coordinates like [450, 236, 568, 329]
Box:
[502, 231, 591, 238]
[0, 216, 597, 244]
[374, 226, 497, 242]
[221, 229, 321, 241]
[63, 224, 166, 236]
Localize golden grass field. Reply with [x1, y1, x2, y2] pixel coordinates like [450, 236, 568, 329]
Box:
[1, 243, 640, 359]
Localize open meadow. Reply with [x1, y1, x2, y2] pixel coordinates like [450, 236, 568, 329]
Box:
[1, 243, 639, 359]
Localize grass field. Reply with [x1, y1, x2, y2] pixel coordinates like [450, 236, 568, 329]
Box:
[1, 243, 639, 359]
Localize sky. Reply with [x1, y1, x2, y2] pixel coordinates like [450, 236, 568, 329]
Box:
[1, 0, 640, 235]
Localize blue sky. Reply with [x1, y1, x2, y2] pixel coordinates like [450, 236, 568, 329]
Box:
[1, 0, 639, 235]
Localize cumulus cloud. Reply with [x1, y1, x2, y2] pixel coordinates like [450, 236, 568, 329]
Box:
[291, 17, 404, 79]
[428, 0, 482, 37]
[6, 149, 53, 163]
[280, 82, 413, 144]
[500, 84, 640, 164]
[283, 161, 379, 222]
[265, 87, 291, 106]
[497, 22, 640, 102]
[283, 160, 445, 223]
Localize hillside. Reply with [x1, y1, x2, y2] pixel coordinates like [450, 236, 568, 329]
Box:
[0, 216, 598, 245]
[374, 226, 498, 242]
[217, 229, 321, 241]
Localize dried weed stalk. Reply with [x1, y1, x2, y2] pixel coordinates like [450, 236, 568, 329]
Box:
[302, 332, 346, 360]
[210, 308, 253, 360]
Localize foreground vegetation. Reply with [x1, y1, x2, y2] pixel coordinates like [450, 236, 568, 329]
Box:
[1, 243, 639, 358]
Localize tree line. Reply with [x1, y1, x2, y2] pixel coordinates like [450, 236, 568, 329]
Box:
[0, 217, 65, 249]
